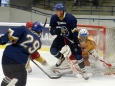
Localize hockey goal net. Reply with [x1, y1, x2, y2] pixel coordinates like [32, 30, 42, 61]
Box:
[77, 24, 115, 74]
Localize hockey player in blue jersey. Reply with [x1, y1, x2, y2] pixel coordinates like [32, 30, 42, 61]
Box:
[49, 3, 89, 80]
[0, 22, 43, 86]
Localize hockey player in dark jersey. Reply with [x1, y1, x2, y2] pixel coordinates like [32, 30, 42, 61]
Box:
[49, 3, 89, 80]
[0, 22, 43, 86]
[25, 22, 49, 73]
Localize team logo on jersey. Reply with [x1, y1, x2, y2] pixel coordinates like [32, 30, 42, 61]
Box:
[61, 26, 69, 36]
[34, 24, 38, 27]
[57, 22, 66, 25]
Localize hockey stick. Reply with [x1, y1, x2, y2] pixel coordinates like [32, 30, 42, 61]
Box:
[63, 39, 83, 78]
[43, 18, 47, 28]
[30, 58, 61, 79]
[87, 50, 112, 67]
[64, 36, 112, 67]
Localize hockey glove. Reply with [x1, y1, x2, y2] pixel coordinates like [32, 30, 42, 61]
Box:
[50, 27, 61, 35]
[73, 39, 81, 52]
[52, 26, 68, 36]
[73, 43, 78, 52]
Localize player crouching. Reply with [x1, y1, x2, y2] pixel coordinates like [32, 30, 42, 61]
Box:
[78, 29, 98, 67]
[70, 29, 104, 75]
[25, 22, 49, 73]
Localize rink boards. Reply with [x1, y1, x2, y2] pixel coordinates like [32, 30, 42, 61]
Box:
[0, 22, 104, 56]
[0, 22, 53, 51]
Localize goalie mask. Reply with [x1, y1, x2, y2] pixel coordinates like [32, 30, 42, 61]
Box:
[79, 29, 89, 43]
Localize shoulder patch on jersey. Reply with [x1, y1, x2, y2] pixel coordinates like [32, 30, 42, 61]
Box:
[88, 36, 95, 42]
[8, 28, 19, 43]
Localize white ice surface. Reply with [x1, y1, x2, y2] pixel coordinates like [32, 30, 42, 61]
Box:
[0, 49, 115, 86]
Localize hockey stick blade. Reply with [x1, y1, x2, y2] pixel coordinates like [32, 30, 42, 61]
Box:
[88, 51, 112, 67]
[30, 59, 61, 79]
[100, 60, 112, 67]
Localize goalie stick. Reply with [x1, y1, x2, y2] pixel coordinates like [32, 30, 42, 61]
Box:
[30, 18, 61, 79]
[87, 50, 112, 67]
[63, 39, 88, 79]
[64, 36, 112, 68]
[30, 58, 61, 79]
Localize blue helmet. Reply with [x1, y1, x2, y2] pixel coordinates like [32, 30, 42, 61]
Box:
[32, 21, 43, 33]
[54, 3, 65, 11]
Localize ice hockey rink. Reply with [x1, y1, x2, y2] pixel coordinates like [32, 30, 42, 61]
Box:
[0, 49, 115, 86]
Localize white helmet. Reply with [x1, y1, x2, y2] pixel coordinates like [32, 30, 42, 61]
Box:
[79, 29, 89, 37]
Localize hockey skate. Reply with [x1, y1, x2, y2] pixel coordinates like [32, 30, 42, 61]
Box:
[48, 60, 73, 76]
[56, 55, 65, 67]
[80, 68, 89, 80]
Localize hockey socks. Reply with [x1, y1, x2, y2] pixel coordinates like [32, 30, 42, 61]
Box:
[1, 76, 18, 86]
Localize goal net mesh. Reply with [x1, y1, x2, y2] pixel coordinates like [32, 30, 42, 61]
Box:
[77, 24, 115, 75]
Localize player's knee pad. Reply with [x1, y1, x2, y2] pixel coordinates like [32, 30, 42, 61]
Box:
[50, 47, 59, 55]
[1, 76, 11, 86]
[88, 49, 99, 63]
[50, 47, 62, 59]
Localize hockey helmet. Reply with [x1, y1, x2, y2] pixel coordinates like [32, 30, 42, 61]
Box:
[26, 22, 33, 28]
[54, 3, 65, 11]
[32, 21, 43, 33]
[79, 29, 89, 42]
[79, 29, 89, 37]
